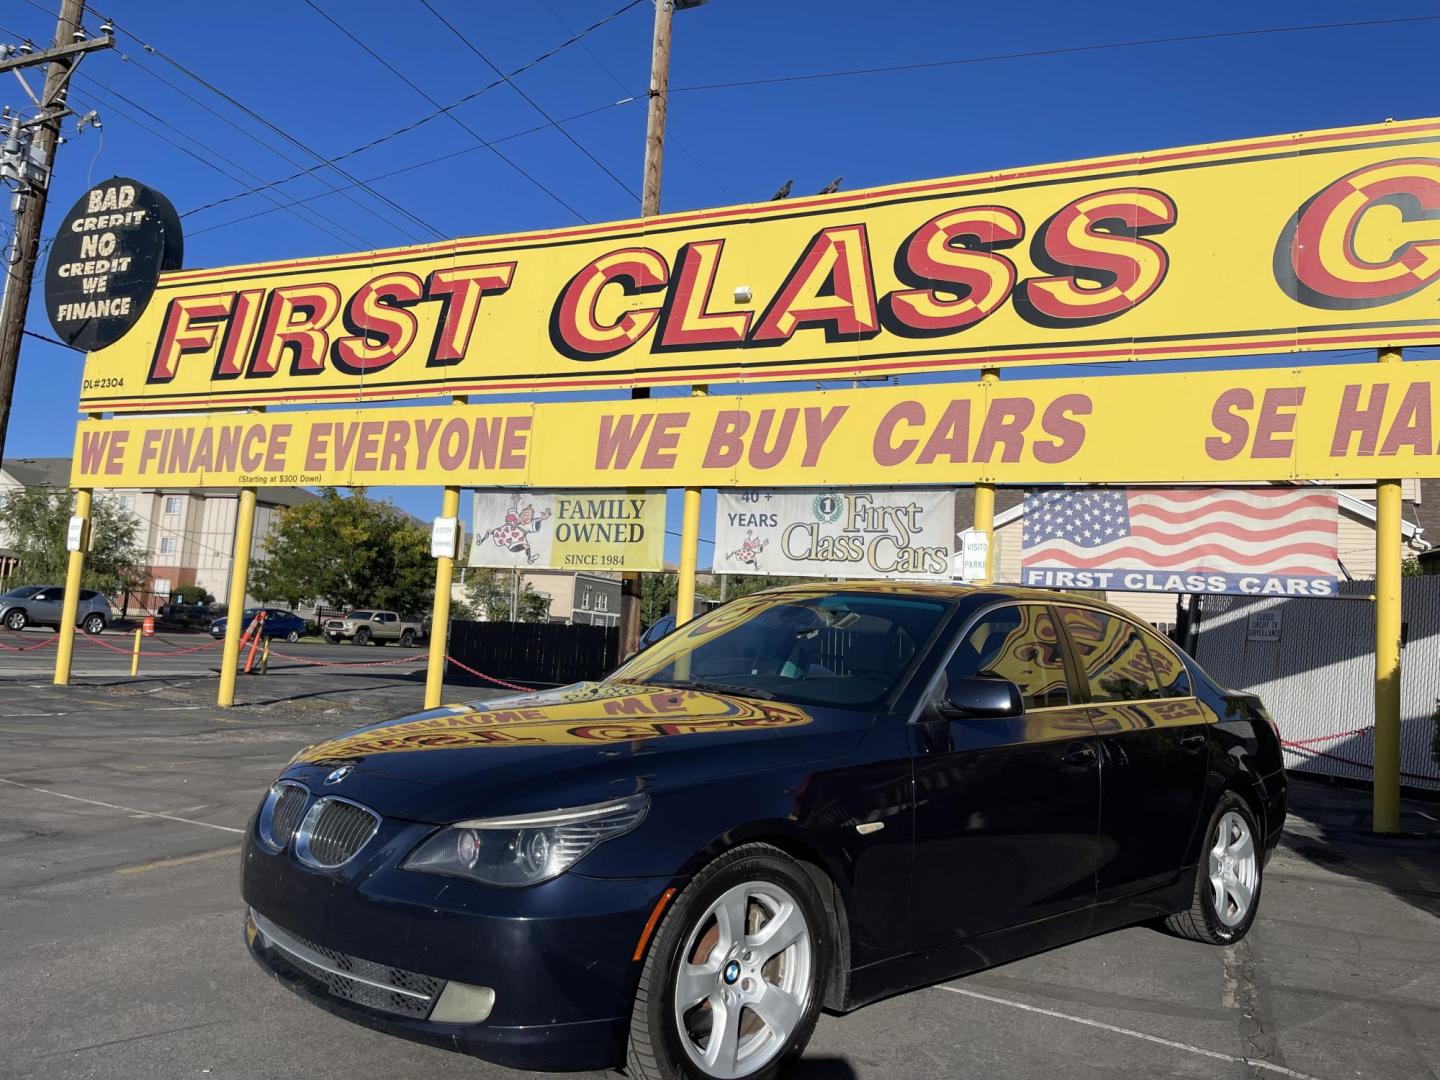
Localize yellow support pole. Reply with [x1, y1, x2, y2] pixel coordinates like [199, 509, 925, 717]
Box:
[674, 386, 707, 627]
[424, 484, 461, 709]
[52, 487, 92, 686]
[130, 628, 141, 677]
[218, 487, 258, 707]
[971, 368, 1001, 584]
[1373, 346, 1403, 834]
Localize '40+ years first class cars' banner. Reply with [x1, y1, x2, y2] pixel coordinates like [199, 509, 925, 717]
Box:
[469, 491, 665, 572]
[713, 490, 957, 579]
[76, 118, 1440, 413]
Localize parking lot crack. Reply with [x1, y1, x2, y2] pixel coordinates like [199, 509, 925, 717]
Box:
[1224, 938, 1291, 1080]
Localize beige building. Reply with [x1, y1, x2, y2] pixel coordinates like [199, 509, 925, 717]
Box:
[0, 457, 315, 611]
[453, 568, 622, 627]
[966, 480, 1432, 627]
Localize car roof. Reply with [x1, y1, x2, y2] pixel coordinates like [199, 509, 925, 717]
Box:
[750, 580, 1147, 619]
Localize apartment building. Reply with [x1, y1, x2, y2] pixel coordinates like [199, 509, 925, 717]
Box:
[0, 457, 315, 610]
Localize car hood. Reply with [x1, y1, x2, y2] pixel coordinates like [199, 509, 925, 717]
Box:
[280, 681, 875, 823]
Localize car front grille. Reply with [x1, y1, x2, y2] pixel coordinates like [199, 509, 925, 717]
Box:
[264, 782, 309, 850]
[249, 908, 444, 1019]
[295, 797, 380, 869]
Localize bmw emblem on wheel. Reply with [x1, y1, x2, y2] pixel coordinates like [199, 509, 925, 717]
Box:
[324, 766, 352, 785]
[722, 960, 741, 985]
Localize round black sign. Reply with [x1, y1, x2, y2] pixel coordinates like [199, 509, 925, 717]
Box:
[44, 177, 183, 352]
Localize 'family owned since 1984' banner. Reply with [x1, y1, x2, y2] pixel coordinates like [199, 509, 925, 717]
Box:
[714, 489, 957, 579]
[1020, 488, 1341, 596]
[469, 491, 665, 572]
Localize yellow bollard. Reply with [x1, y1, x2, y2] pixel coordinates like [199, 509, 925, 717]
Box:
[1373, 347, 1403, 834]
[972, 368, 1001, 584]
[131, 628, 141, 677]
[424, 485, 461, 709]
[218, 488, 258, 707]
[260, 637, 271, 675]
[674, 386, 708, 627]
[53, 488, 93, 686]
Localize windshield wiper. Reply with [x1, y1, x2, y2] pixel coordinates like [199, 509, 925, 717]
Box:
[649, 678, 776, 700]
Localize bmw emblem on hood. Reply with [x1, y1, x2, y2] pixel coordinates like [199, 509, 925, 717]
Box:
[324, 765, 353, 785]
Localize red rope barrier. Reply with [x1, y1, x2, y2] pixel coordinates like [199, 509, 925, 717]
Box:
[442, 653, 535, 693]
[1284, 742, 1439, 784]
[1281, 727, 1374, 749]
[264, 646, 430, 669]
[0, 631, 62, 652]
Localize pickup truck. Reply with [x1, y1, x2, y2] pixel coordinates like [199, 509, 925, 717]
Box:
[322, 610, 423, 646]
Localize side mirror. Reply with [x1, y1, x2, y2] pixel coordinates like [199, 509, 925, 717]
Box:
[939, 676, 1024, 720]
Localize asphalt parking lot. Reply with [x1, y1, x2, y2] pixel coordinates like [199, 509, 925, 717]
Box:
[1, 648, 1437, 1080]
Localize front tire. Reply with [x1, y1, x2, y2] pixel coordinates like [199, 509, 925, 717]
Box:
[1164, 791, 1263, 945]
[325, 633, 340, 644]
[627, 844, 828, 1080]
[354, 627, 371, 646]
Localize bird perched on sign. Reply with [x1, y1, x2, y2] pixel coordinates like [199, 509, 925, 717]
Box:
[771, 180, 793, 200]
[817, 177, 843, 194]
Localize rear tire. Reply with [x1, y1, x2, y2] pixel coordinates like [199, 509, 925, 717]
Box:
[82, 613, 106, 635]
[285, 629, 300, 643]
[399, 629, 416, 647]
[626, 844, 828, 1080]
[1163, 791, 1263, 945]
[5, 609, 27, 631]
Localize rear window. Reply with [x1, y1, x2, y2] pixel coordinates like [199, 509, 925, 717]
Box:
[2, 586, 42, 599]
[1058, 608, 1162, 703]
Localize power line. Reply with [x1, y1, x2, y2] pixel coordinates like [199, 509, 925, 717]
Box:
[300, 0, 590, 223]
[418, 0, 639, 204]
[537, 0, 733, 202]
[18, 0, 452, 241]
[63, 81, 377, 252]
[671, 15, 1440, 93]
[186, 97, 639, 240]
[99, 48, 422, 246]
[169, 0, 646, 220]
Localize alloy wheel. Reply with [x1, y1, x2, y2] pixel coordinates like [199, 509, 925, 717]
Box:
[1207, 810, 1258, 927]
[673, 880, 813, 1079]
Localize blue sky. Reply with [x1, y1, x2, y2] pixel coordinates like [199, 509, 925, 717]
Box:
[4, 0, 1439, 562]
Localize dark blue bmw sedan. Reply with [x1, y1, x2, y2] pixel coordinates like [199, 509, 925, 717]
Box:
[241, 583, 1286, 1079]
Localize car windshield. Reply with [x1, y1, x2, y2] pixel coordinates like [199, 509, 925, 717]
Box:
[345, 611, 373, 620]
[2, 586, 43, 599]
[609, 590, 951, 710]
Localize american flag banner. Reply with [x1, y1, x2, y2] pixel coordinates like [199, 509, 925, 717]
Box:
[1020, 488, 1340, 596]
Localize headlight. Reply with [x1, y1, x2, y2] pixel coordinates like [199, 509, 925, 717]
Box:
[403, 794, 648, 887]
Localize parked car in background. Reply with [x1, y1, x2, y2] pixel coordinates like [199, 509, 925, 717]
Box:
[242, 584, 1286, 1077]
[159, 601, 224, 631]
[638, 613, 676, 650]
[323, 610, 422, 646]
[0, 585, 111, 634]
[209, 608, 308, 643]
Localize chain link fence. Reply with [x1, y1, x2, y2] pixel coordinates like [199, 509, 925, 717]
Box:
[1191, 577, 1440, 791]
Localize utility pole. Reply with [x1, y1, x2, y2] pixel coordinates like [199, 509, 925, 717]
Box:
[0, 1, 112, 461]
[620, 0, 702, 655]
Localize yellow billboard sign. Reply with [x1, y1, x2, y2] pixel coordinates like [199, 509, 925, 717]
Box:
[78, 118, 1440, 414]
[71, 359, 1440, 488]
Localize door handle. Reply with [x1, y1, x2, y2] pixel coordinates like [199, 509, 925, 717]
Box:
[1061, 743, 1097, 767]
[1180, 733, 1206, 752]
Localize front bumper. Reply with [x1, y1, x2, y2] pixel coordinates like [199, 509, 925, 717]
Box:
[241, 824, 674, 1072]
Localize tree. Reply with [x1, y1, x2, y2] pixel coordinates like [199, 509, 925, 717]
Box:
[0, 486, 144, 596]
[463, 568, 551, 623]
[251, 488, 434, 613]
